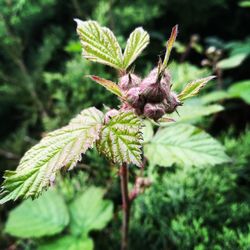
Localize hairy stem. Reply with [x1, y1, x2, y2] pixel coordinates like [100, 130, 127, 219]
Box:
[120, 163, 130, 250]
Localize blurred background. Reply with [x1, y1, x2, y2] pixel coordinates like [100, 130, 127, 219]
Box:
[0, 0, 250, 249]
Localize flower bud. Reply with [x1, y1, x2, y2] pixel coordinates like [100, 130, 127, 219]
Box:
[125, 87, 145, 111]
[143, 103, 165, 121]
[126, 87, 140, 107]
[164, 92, 182, 114]
[104, 109, 119, 124]
[118, 73, 141, 91]
[140, 67, 171, 102]
[120, 103, 143, 116]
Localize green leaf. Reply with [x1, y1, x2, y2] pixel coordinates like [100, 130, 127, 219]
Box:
[161, 25, 178, 71]
[69, 187, 113, 236]
[144, 123, 230, 167]
[217, 53, 247, 69]
[178, 76, 216, 101]
[0, 107, 104, 204]
[239, 1, 250, 8]
[75, 19, 123, 70]
[142, 120, 154, 143]
[201, 91, 229, 104]
[5, 189, 69, 238]
[39, 235, 94, 250]
[123, 27, 150, 69]
[87, 75, 123, 97]
[228, 80, 250, 104]
[97, 111, 143, 167]
[170, 62, 211, 92]
[165, 102, 224, 123]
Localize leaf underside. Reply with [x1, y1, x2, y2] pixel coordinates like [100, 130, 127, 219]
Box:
[87, 75, 123, 97]
[97, 111, 143, 167]
[0, 107, 104, 204]
[75, 19, 123, 70]
[144, 123, 230, 167]
[162, 25, 178, 70]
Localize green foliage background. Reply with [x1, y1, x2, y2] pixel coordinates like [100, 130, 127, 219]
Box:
[0, 0, 250, 249]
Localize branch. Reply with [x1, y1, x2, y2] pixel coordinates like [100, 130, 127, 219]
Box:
[120, 163, 130, 250]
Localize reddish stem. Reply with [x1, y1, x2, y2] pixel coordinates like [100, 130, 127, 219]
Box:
[120, 163, 130, 250]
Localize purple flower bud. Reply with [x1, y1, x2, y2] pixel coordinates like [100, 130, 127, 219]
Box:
[125, 87, 145, 111]
[118, 73, 141, 91]
[104, 109, 119, 124]
[120, 103, 143, 116]
[140, 67, 171, 102]
[164, 92, 182, 114]
[143, 103, 165, 121]
[126, 87, 140, 107]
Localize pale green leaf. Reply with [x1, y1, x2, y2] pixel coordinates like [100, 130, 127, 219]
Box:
[239, 1, 250, 7]
[142, 120, 154, 143]
[75, 19, 123, 70]
[228, 80, 250, 104]
[178, 76, 216, 101]
[39, 235, 93, 250]
[165, 102, 224, 123]
[0, 107, 104, 204]
[201, 91, 229, 104]
[217, 53, 247, 70]
[144, 123, 230, 167]
[5, 189, 69, 238]
[87, 75, 123, 97]
[97, 111, 143, 167]
[123, 27, 150, 69]
[69, 187, 113, 236]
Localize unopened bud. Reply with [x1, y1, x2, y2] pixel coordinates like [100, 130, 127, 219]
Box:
[120, 102, 143, 116]
[191, 34, 199, 43]
[140, 68, 171, 102]
[143, 103, 165, 121]
[125, 87, 141, 107]
[164, 92, 182, 114]
[118, 73, 141, 91]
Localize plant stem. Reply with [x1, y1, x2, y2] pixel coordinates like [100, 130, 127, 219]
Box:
[120, 163, 130, 250]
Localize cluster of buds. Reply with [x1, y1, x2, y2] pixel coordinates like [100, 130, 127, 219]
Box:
[118, 67, 182, 121]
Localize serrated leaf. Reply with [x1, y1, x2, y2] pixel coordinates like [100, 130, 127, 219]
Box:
[0, 107, 104, 204]
[5, 189, 69, 238]
[144, 123, 230, 167]
[123, 27, 150, 69]
[165, 102, 224, 123]
[161, 25, 178, 71]
[170, 62, 211, 92]
[87, 75, 123, 97]
[97, 111, 143, 167]
[178, 76, 216, 101]
[39, 235, 94, 250]
[69, 187, 113, 236]
[75, 19, 123, 70]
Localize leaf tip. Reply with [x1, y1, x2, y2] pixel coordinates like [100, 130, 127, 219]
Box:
[73, 18, 82, 26]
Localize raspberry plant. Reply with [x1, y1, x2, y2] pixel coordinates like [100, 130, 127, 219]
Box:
[0, 19, 220, 250]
